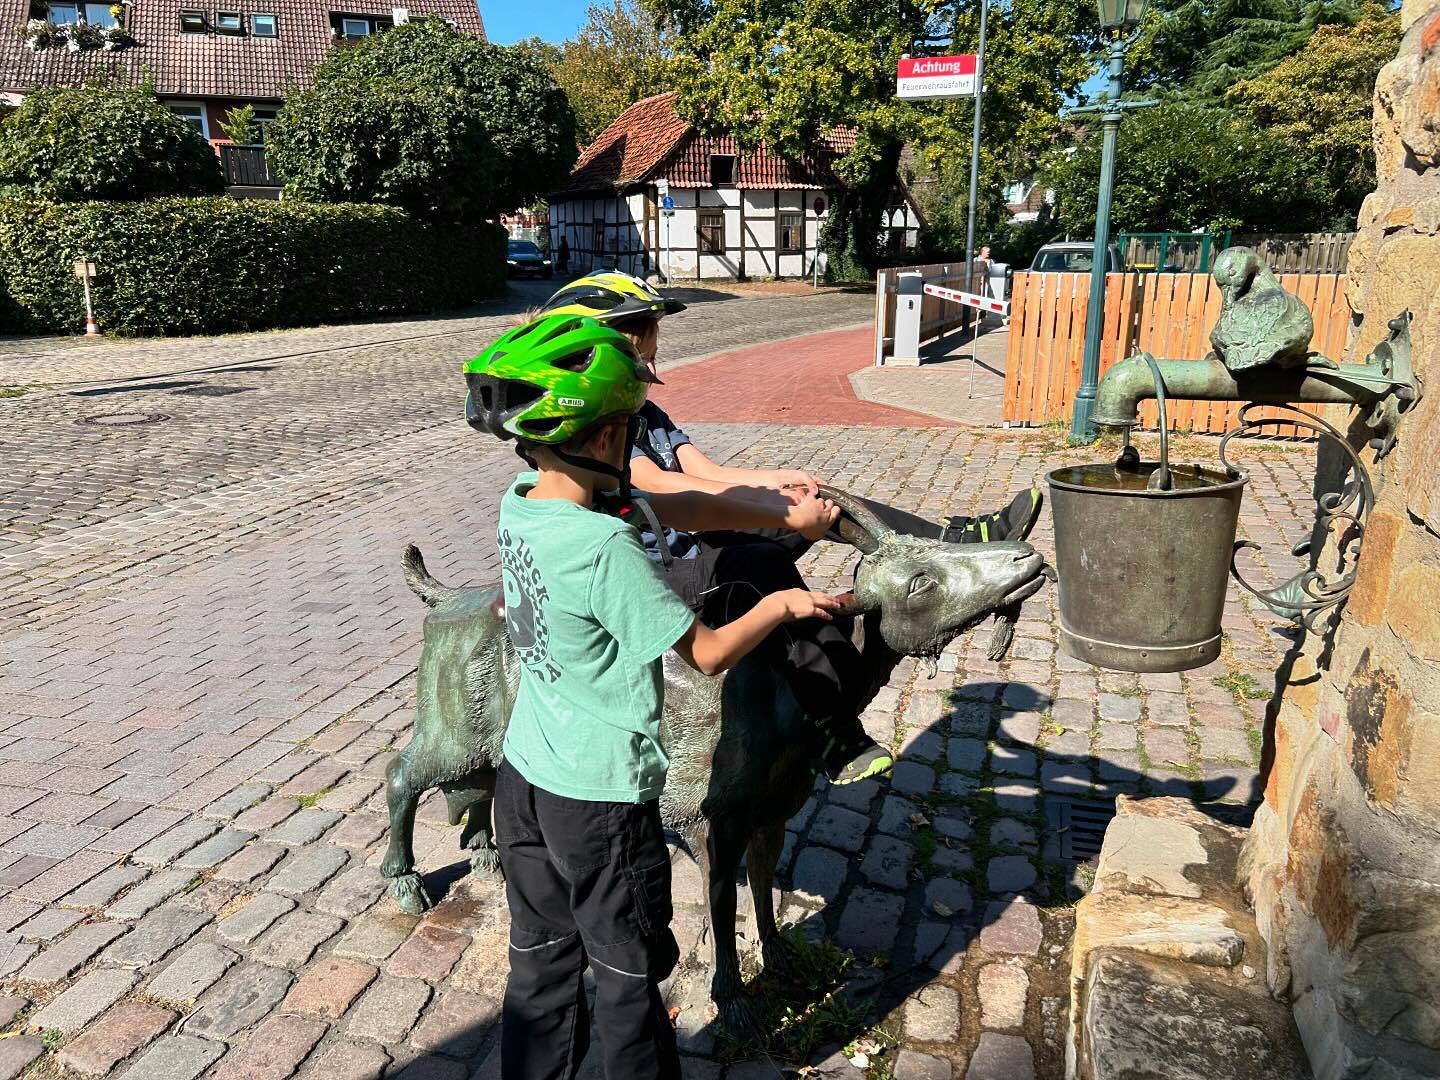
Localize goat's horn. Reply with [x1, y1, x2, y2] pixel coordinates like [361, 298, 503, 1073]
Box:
[817, 485, 892, 553]
[833, 514, 878, 555]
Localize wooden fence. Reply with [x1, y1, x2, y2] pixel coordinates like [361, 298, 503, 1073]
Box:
[1230, 232, 1355, 274]
[873, 261, 988, 364]
[1002, 271, 1350, 435]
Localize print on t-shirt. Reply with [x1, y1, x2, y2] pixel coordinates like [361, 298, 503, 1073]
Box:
[498, 527, 561, 684]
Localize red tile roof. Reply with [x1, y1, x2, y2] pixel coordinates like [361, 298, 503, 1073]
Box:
[561, 91, 856, 194]
[0, 0, 485, 100]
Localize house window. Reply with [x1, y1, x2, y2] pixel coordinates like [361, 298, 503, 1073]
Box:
[708, 155, 737, 187]
[779, 212, 803, 254]
[698, 211, 725, 254]
[251, 107, 278, 141]
[341, 17, 370, 36]
[215, 11, 243, 32]
[178, 9, 207, 31]
[251, 13, 277, 35]
[46, 2, 78, 23]
[167, 103, 208, 137]
[593, 220, 606, 255]
[82, 2, 116, 26]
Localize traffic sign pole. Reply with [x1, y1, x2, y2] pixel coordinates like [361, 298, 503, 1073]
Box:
[963, 0, 989, 336]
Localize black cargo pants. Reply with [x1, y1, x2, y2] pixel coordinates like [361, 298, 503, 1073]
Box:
[495, 760, 681, 1080]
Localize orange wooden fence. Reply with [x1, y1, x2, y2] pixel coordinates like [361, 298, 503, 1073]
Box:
[1002, 271, 1350, 434]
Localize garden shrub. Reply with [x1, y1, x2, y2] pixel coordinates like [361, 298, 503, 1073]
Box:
[0, 84, 224, 201]
[0, 198, 506, 336]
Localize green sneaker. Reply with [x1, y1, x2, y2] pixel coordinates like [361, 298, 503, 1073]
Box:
[826, 743, 895, 785]
[944, 487, 1043, 544]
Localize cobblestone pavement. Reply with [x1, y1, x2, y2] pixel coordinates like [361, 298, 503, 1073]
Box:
[0, 305, 1317, 1078]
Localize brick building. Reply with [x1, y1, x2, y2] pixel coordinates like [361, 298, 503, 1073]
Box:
[548, 91, 922, 282]
[0, 0, 486, 193]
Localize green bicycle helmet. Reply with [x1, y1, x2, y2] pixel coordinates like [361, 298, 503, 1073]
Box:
[541, 271, 687, 324]
[463, 313, 659, 447]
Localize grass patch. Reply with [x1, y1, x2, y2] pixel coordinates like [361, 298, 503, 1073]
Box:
[1247, 727, 1264, 766]
[0, 385, 37, 398]
[39, 1029, 63, 1049]
[293, 789, 333, 809]
[1106, 685, 1142, 698]
[1215, 672, 1270, 701]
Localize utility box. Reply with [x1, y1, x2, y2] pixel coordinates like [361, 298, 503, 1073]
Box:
[890, 271, 924, 366]
[988, 261, 1010, 302]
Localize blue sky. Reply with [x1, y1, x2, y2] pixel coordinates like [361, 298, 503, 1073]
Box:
[482, 1, 592, 44]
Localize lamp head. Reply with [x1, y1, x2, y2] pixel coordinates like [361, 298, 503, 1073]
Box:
[1097, 0, 1148, 30]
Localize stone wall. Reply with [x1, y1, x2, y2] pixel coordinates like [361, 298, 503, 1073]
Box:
[1240, 4, 1440, 1078]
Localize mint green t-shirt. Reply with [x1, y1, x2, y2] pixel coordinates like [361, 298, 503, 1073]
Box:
[498, 473, 697, 803]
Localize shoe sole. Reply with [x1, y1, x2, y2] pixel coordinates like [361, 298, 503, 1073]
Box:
[831, 754, 895, 785]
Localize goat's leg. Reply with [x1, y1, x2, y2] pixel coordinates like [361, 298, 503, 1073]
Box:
[380, 750, 432, 913]
[458, 795, 502, 882]
[746, 820, 793, 979]
[707, 819, 765, 1048]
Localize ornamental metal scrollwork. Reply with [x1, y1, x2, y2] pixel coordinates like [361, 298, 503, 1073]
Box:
[1218, 402, 1373, 632]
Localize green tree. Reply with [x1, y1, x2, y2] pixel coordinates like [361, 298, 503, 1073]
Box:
[1123, 0, 1382, 100]
[1043, 102, 1328, 233]
[542, 1, 676, 144]
[0, 84, 223, 201]
[267, 19, 576, 219]
[1228, 6, 1400, 213]
[651, 0, 1097, 277]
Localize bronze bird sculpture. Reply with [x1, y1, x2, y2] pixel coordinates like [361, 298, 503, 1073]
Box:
[1209, 246, 1327, 372]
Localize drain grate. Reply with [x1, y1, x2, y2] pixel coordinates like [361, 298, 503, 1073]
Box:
[1047, 798, 1116, 861]
[171, 385, 254, 397]
[76, 412, 171, 428]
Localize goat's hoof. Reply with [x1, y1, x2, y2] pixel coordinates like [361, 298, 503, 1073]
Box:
[389, 873, 433, 914]
[470, 847, 504, 882]
[715, 996, 767, 1050]
[759, 934, 795, 979]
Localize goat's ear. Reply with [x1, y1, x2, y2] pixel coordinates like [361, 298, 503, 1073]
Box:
[833, 515, 879, 555]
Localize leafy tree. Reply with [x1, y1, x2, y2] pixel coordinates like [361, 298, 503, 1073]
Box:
[1228, 5, 1400, 214]
[0, 84, 223, 201]
[1043, 102, 1328, 233]
[1123, 0, 1383, 100]
[218, 104, 260, 145]
[268, 19, 576, 219]
[542, 1, 675, 144]
[651, 0, 1097, 277]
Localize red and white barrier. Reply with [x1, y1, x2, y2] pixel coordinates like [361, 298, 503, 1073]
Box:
[922, 282, 1008, 316]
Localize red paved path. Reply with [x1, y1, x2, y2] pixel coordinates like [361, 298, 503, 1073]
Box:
[653, 326, 952, 426]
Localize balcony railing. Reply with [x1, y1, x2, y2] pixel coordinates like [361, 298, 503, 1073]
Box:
[220, 144, 280, 189]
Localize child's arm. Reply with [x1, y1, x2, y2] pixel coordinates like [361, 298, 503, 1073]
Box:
[672, 589, 841, 677]
[644, 489, 838, 540]
[674, 443, 818, 497]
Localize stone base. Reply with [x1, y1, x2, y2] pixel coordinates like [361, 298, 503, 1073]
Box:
[1067, 796, 1310, 1079]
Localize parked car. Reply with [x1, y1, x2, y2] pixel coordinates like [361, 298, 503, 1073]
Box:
[1028, 242, 1123, 274]
[506, 240, 553, 279]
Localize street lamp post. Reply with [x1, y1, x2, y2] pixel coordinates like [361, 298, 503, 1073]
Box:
[1068, 0, 1155, 443]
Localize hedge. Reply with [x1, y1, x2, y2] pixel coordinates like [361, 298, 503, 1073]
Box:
[0, 198, 506, 336]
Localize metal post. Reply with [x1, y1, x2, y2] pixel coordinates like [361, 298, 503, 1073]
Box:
[962, 0, 989, 325]
[1070, 36, 1126, 443]
[664, 213, 671, 285]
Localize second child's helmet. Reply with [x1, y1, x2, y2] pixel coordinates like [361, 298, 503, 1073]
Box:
[464, 314, 659, 446]
[541, 271, 687, 324]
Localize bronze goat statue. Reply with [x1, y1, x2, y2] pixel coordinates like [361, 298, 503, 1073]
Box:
[380, 487, 1050, 1041]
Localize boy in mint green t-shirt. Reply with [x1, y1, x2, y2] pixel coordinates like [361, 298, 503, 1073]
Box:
[465, 314, 841, 1080]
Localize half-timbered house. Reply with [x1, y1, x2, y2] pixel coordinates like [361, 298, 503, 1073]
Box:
[548, 92, 922, 282]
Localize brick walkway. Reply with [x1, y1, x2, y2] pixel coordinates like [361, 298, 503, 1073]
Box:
[0, 298, 1315, 1079]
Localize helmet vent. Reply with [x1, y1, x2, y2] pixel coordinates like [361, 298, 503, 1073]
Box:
[550, 348, 596, 374]
[520, 415, 565, 435]
[505, 382, 545, 409]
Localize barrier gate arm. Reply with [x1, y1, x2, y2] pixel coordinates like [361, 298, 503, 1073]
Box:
[922, 282, 1009, 316]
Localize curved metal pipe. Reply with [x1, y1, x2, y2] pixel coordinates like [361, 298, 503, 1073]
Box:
[1092, 352, 1396, 431]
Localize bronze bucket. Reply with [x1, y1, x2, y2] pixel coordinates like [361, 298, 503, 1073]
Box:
[1047, 365, 1247, 672]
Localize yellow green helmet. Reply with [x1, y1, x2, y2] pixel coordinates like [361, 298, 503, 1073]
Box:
[464, 314, 659, 445]
[541, 271, 687, 324]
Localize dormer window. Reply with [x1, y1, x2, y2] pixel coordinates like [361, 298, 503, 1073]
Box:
[179, 9, 207, 32]
[331, 12, 390, 37]
[214, 11, 242, 33]
[341, 17, 368, 35]
[709, 154, 738, 187]
[46, 1, 78, 23]
[251, 12, 277, 35]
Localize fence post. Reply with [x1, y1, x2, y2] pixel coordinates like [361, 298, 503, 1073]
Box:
[874, 270, 888, 366]
[891, 271, 924, 367]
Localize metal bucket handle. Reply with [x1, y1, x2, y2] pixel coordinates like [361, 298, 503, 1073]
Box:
[1113, 352, 1173, 492]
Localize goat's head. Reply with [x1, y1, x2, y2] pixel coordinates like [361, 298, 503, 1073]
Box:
[819, 486, 1050, 662]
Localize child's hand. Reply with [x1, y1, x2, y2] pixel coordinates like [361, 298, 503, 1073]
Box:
[770, 589, 842, 623]
[767, 469, 820, 498]
[785, 495, 839, 540]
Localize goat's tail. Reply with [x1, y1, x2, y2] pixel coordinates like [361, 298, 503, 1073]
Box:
[401, 545, 459, 609]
